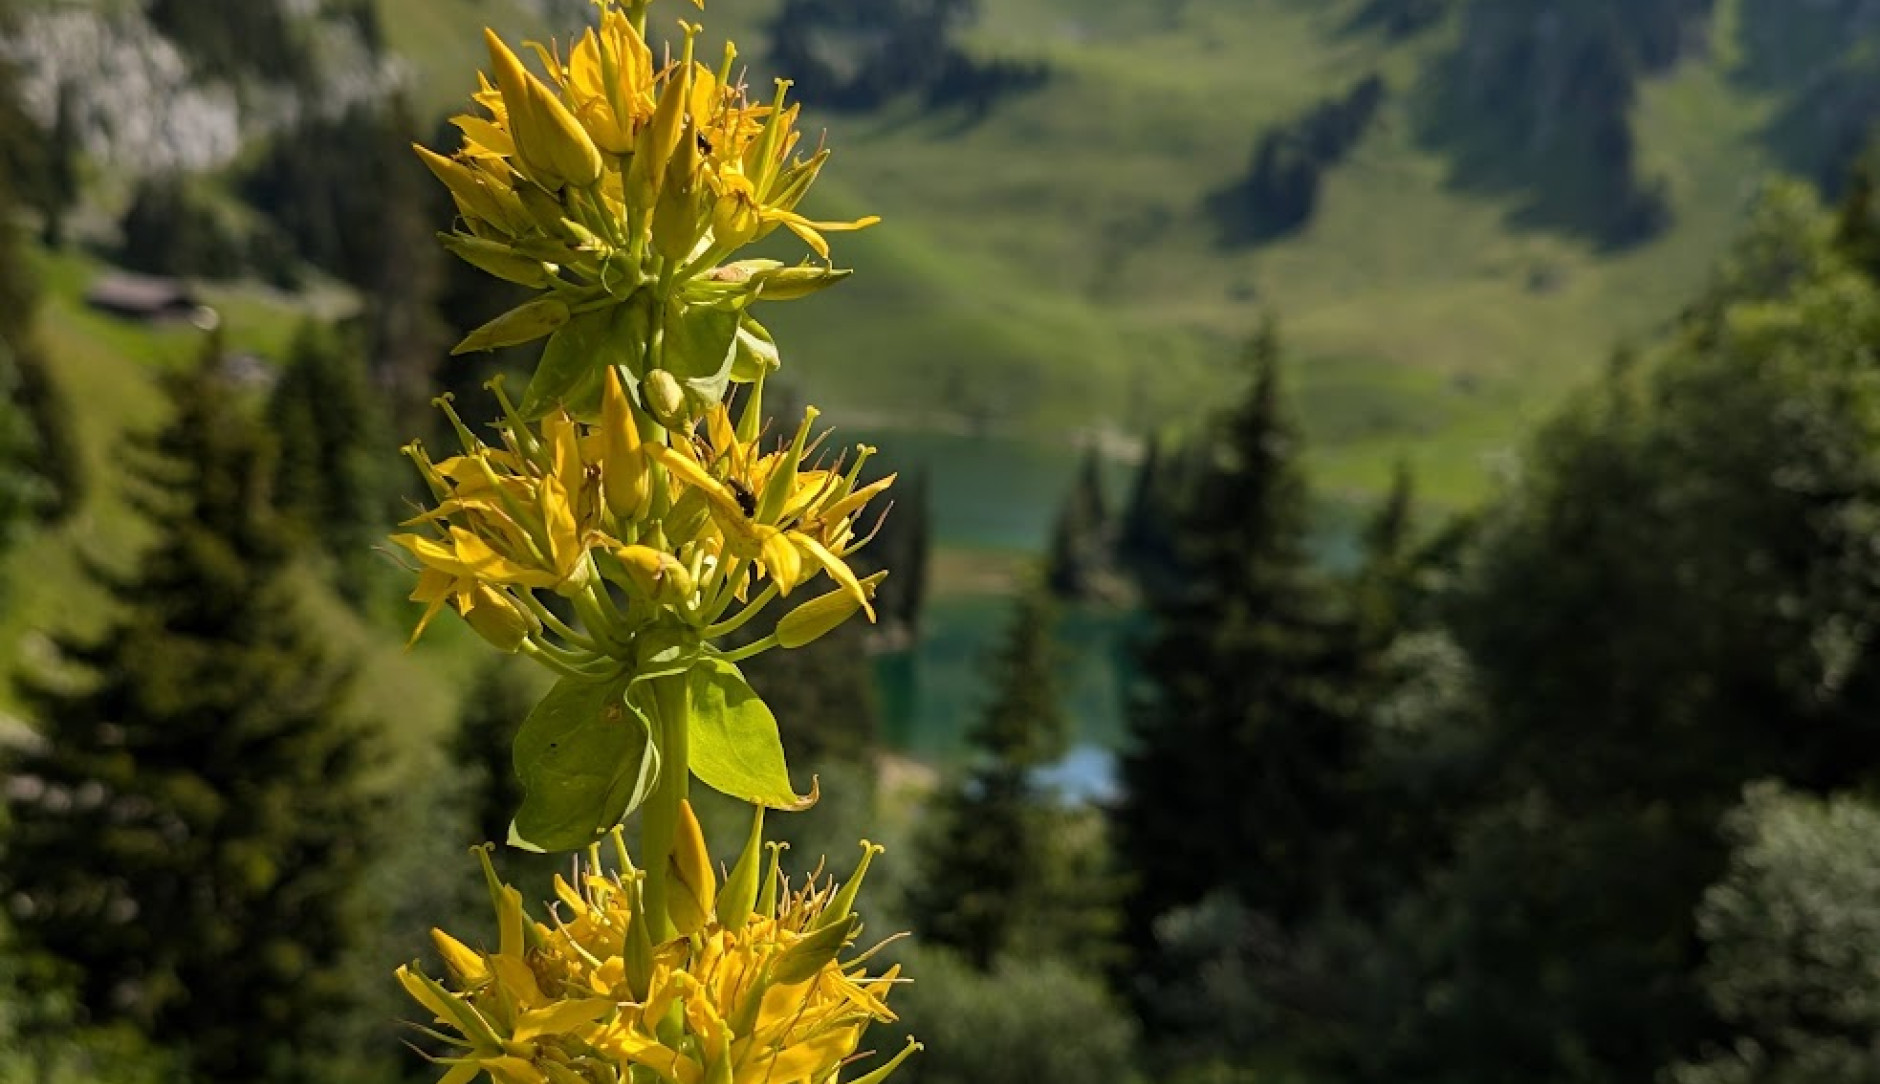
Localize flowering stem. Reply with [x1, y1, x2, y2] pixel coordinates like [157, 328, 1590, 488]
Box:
[519, 592, 601, 653]
[573, 577, 632, 653]
[703, 584, 778, 640]
[718, 634, 779, 666]
[639, 673, 690, 942]
[519, 641, 615, 682]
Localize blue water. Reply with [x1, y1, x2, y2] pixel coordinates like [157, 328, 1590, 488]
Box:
[848, 426, 1365, 800]
[854, 428, 1134, 798]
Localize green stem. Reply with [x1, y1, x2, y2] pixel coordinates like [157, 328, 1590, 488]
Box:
[519, 591, 600, 652]
[573, 576, 632, 652]
[702, 582, 777, 640]
[718, 634, 778, 666]
[639, 673, 690, 943]
[519, 641, 615, 682]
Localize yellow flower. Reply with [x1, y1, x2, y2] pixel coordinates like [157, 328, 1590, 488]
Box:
[654, 404, 893, 618]
[401, 834, 919, 1084]
[416, 0, 879, 320]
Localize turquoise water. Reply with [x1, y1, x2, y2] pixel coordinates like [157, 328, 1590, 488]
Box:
[851, 427, 1365, 799]
[855, 429, 1135, 796]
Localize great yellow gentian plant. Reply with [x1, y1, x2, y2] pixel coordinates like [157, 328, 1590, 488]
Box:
[391, 3, 916, 1081]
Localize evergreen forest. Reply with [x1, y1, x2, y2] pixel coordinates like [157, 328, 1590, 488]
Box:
[3, 2, 1880, 1083]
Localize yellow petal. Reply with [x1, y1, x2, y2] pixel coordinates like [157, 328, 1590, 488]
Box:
[761, 527, 806, 595]
[512, 997, 614, 1042]
[733, 1026, 861, 1084]
[491, 952, 546, 1008]
[793, 534, 875, 620]
[652, 446, 745, 522]
[453, 114, 517, 158]
[817, 473, 896, 528]
[431, 929, 490, 986]
[451, 528, 559, 590]
[484, 1056, 549, 1084]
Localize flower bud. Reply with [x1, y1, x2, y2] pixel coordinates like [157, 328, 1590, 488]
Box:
[776, 570, 887, 649]
[527, 76, 604, 189]
[601, 367, 653, 520]
[643, 368, 686, 426]
[439, 232, 551, 287]
[452, 297, 571, 355]
[652, 118, 704, 263]
[614, 544, 694, 605]
[414, 145, 515, 231]
[748, 263, 853, 301]
[626, 27, 695, 210]
[517, 184, 578, 240]
[666, 799, 716, 936]
[622, 873, 655, 1001]
[458, 584, 539, 653]
[715, 807, 764, 931]
[486, 29, 566, 190]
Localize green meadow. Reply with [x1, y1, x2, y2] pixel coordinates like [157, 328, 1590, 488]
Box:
[0, 0, 1831, 744]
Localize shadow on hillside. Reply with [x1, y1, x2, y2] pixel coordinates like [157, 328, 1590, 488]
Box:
[1406, 8, 1676, 251]
[1729, 0, 1880, 193]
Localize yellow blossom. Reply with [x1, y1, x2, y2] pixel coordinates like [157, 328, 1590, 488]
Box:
[401, 834, 917, 1084]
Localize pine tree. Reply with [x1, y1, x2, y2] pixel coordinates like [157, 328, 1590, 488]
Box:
[0, 342, 378, 1082]
[1835, 153, 1880, 279]
[1114, 320, 1370, 954]
[38, 82, 79, 249]
[1044, 448, 1112, 601]
[267, 319, 391, 600]
[909, 583, 1113, 970]
[0, 47, 81, 523]
[1352, 459, 1416, 648]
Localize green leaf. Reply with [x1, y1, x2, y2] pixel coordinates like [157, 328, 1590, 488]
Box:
[511, 675, 659, 853]
[519, 306, 613, 419]
[730, 315, 780, 383]
[687, 657, 816, 810]
[614, 290, 658, 380]
[662, 301, 741, 412]
[453, 297, 571, 355]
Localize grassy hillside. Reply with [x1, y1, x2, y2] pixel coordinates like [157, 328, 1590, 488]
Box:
[748, 0, 1794, 506]
[372, 0, 1817, 507]
[0, 0, 1858, 745]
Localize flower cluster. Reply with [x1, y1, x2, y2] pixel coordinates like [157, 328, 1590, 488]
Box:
[414, 0, 876, 429]
[391, 369, 892, 674]
[397, 3, 919, 1078]
[401, 807, 918, 1084]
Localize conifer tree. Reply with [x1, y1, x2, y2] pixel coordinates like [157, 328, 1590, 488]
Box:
[267, 319, 391, 599]
[1044, 448, 1112, 601]
[0, 341, 378, 1083]
[1834, 153, 1880, 279]
[38, 83, 78, 249]
[909, 583, 1113, 970]
[0, 47, 81, 523]
[1353, 459, 1416, 647]
[1116, 435, 1167, 571]
[1114, 320, 1370, 954]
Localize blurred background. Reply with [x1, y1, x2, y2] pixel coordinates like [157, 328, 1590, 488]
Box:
[4, 0, 1880, 1082]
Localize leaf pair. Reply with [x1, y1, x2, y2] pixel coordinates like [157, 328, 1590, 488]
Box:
[458, 290, 777, 423]
[508, 655, 811, 853]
